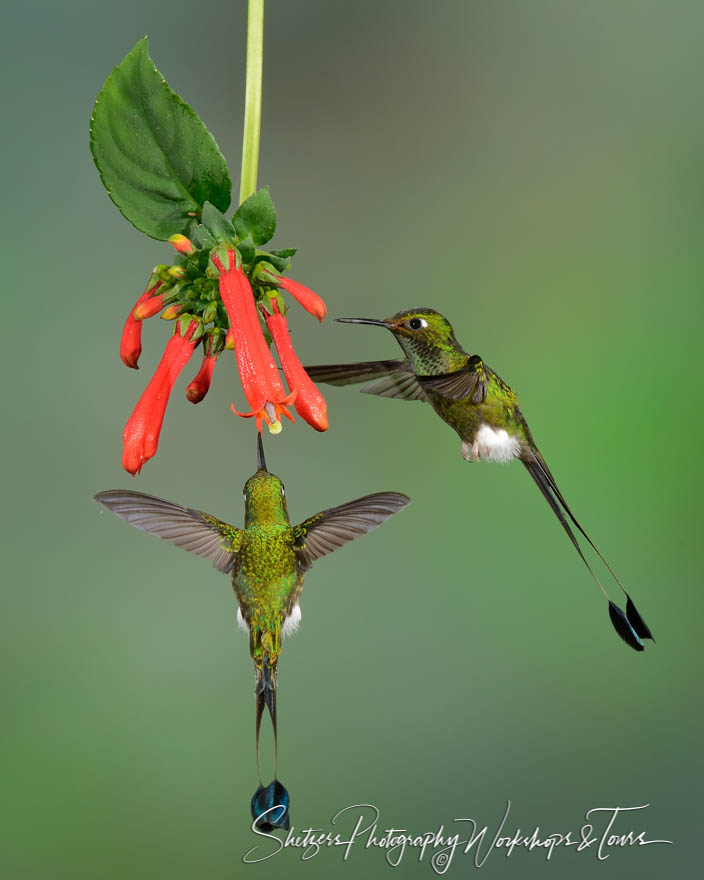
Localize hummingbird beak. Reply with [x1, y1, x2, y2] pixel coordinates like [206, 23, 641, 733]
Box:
[257, 431, 268, 472]
[336, 317, 393, 329]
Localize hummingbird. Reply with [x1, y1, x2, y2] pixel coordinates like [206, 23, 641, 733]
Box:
[94, 434, 410, 830]
[305, 308, 653, 652]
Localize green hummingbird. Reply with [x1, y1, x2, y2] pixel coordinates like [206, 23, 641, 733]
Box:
[94, 434, 410, 830]
[305, 308, 653, 652]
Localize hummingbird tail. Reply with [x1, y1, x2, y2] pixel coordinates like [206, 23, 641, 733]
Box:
[251, 779, 290, 832]
[255, 659, 279, 782]
[531, 453, 654, 643]
[251, 660, 290, 831]
[523, 456, 652, 651]
[534, 457, 651, 612]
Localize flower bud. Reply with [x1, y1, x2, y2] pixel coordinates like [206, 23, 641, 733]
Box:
[202, 302, 218, 324]
[168, 234, 195, 255]
[160, 303, 187, 321]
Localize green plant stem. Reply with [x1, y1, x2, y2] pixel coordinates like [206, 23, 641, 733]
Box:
[239, 0, 264, 205]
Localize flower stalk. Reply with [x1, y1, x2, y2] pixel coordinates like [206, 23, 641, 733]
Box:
[240, 0, 265, 204]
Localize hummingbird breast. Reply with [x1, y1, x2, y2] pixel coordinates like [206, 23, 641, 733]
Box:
[425, 388, 481, 443]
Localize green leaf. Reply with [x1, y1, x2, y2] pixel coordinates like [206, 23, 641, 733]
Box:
[270, 248, 297, 259]
[251, 252, 289, 272]
[188, 220, 216, 250]
[237, 234, 256, 265]
[201, 201, 236, 243]
[233, 186, 276, 246]
[90, 37, 231, 240]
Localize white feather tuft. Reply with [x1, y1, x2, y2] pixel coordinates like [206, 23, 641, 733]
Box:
[236, 607, 249, 634]
[473, 423, 521, 463]
[282, 604, 302, 637]
[236, 603, 302, 637]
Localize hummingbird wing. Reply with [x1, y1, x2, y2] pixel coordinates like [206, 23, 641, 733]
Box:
[304, 360, 427, 401]
[292, 492, 411, 569]
[94, 490, 242, 573]
[416, 355, 488, 403]
[362, 371, 427, 401]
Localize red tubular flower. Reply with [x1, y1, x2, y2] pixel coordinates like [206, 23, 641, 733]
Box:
[186, 351, 218, 404]
[120, 282, 163, 369]
[263, 302, 328, 432]
[271, 274, 326, 322]
[213, 251, 295, 433]
[122, 319, 200, 475]
[134, 290, 169, 320]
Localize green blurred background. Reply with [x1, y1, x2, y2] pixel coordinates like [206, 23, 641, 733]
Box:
[2, 0, 702, 876]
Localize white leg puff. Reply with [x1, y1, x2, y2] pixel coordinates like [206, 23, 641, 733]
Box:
[472, 424, 522, 463]
[282, 604, 302, 637]
[236, 607, 250, 633]
[237, 603, 302, 637]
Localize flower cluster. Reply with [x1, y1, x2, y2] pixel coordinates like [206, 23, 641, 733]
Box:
[119, 194, 328, 475]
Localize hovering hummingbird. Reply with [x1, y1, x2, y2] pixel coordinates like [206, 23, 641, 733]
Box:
[94, 435, 410, 830]
[305, 308, 653, 652]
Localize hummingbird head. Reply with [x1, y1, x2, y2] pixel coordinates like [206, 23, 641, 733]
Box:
[337, 308, 466, 374]
[243, 434, 289, 527]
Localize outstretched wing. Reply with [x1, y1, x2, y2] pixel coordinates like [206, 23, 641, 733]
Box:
[292, 492, 411, 569]
[94, 490, 242, 574]
[304, 360, 427, 402]
[416, 355, 488, 403]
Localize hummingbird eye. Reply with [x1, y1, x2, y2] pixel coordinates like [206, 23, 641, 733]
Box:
[407, 317, 426, 330]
